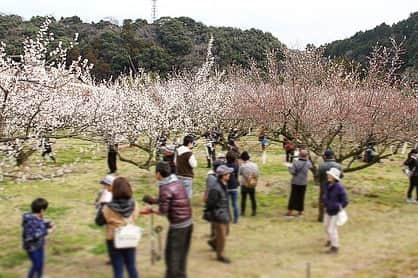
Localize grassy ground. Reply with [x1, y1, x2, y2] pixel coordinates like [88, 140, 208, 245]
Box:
[1, 137, 417, 278]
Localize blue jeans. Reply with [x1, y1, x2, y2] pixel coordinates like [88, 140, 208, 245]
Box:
[178, 177, 193, 199]
[228, 190, 240, 223]
[106, 240, 139, 278]
[27, 247, 44, 278]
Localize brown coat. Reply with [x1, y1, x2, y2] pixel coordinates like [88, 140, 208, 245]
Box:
[102, 202, 140, 240]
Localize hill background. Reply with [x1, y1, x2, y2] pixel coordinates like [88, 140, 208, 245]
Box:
[0, 11, 416, 80]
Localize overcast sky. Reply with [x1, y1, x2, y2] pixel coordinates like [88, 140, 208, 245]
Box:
[2, 0, 417, 48]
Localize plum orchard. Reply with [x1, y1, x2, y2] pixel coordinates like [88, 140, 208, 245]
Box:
[0, 24, 234, 178]
[235, 42, 418, 178]
[0, 21, 417, 179]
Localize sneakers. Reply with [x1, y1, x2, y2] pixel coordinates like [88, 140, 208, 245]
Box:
[217, 256, 231, 264]
[284, 213, 295, 219]
[406, 198, 416, 203]
[325, 246, 338, 254]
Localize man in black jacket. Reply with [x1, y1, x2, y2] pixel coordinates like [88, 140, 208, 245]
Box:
[205, 164, 233, 264]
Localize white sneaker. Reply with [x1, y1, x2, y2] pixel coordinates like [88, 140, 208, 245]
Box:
[406, 198, 416, 203]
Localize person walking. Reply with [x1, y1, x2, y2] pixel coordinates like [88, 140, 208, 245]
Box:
[323, 167, 349, 254]
[143, 162, 193, 278]
[95, 177, 140, 278]
[403, 149, 418, 203]
[226, 151, 240, 223]
[239, 151, 259, 216]
[285, 150, 312, 218]
[204, 160, 224, 245]
[176, 135, 198, 199]
[317, 150, 343, 222]
[22, 198, 55, 278]
[205, 165, 233, 264]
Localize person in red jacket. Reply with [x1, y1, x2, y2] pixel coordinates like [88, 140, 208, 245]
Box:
[143, 162, 193, 278]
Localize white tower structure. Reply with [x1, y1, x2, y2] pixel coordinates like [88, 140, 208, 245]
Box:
[152, 0, 157, 23]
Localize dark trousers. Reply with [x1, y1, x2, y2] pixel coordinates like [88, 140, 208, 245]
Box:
[407, 176, 418, 200]
[27, 247, 44, 278]
[165, 224, 193, 278]
[41, 150, 56, 163]
[241, 186, 256, 215]
[106, 240, 138, 278]
[288, 184, 307, 212]
[318, 184, 325, 222]
[228, 190, 239, 223]
[108, 151, 117, 173]
[286, 150, 294, 162]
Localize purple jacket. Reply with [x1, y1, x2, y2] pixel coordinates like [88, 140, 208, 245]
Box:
[322, 182, 349, 216]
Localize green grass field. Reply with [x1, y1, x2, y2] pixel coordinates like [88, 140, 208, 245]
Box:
[1, 137, 417, 278]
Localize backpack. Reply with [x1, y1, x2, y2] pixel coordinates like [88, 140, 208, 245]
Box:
[245, 174, 258, 188]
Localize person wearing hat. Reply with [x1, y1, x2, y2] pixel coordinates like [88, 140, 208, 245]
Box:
[323, 167, 348, 254]
[317, 150, 343, 222]
[205, 164, 233, 264]
[204, 160, 225, 249]
[403, 149, 418, 203]
[95, 175, 115, 209]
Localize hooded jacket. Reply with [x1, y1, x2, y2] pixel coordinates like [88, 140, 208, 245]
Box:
[95, 198, 139, 240]
[22, 213, 48, 252]
[175, 145, 197, 178]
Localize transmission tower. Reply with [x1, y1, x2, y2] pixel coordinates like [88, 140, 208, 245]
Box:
[152, 0, 157, 23]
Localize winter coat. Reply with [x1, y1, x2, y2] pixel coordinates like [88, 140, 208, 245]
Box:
[318, 159, 343, 186]
[157, 175, 192, 229]
[95, 198, 139, 240]
[322, 182, 349, 216]
[288, 159, 312, 186]
[205, 180, 230, 224]
[176, 146, 197, 178]
[404, 157, 418, 177]
[22, 213, 49, 252]
[226, 162, 240, 190]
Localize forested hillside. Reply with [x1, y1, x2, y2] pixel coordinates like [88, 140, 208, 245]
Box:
[324, 11, 418, 73]
[0, 14, 284, 79]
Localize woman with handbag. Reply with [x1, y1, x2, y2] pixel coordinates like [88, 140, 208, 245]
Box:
[322, 168, 348, 254]
[95, 177, 140, 278]
[403, 149, 418, 203]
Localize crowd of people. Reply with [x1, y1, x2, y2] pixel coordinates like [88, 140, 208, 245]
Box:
[21, 133, 357, 277]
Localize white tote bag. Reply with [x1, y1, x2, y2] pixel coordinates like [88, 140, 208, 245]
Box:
[114, 216, 143, 249]
[336, 209, 348, 226]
